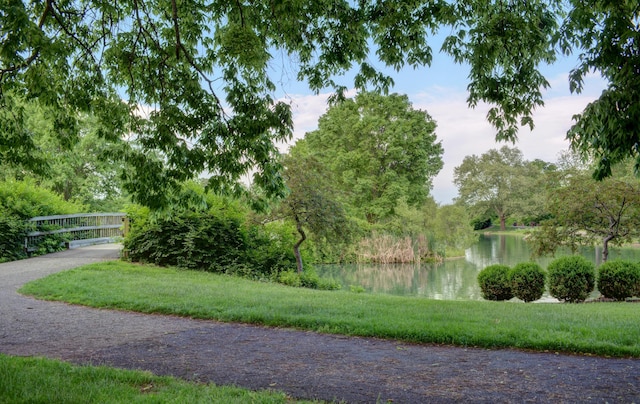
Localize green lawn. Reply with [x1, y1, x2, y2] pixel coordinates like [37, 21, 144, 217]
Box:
[0, 354, 313, 403]
[20, 261, 640, 358]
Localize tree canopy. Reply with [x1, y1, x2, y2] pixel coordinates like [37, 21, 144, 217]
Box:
[453, 146, 528, 230]
[1, 1, 637, 206]
[301, 92, 443, 223]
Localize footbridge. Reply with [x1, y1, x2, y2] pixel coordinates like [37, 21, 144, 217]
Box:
[25, 212, 127, 252]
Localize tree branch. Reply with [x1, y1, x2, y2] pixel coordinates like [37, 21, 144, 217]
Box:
[0, 1, 52, 83]
[171, 0, 181, 59]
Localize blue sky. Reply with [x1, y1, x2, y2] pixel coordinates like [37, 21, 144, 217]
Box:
[270, 39, 608, 204]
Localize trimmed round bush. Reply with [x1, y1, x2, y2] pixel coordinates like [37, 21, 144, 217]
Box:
[598, 260, 640, 301]
[510, 262, 546, 303]
[547, 256, 595, 303]
[477, 264, 513, 301]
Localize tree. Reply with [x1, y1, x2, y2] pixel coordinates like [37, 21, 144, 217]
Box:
[453, 146, 528, 230]
[303, 92, 443, 223]
[279, 152, 349, 273]
[0, 98, 127, 211]
[515, 158, 558, 225]
[432, 204, 477, 257]
[1, 1, 637, 204]
[528, 175, 640, 262]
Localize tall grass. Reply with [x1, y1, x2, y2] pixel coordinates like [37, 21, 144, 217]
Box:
[20, 261, 640, 358]
[356, 233, 441, 264]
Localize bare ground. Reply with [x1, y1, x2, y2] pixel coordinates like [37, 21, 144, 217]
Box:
[1, 245, 638, 403]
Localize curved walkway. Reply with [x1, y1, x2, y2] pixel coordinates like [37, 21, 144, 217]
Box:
[1, 245, 639, 403]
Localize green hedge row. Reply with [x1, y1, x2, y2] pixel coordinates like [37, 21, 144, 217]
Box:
[478, 256, 640, 303]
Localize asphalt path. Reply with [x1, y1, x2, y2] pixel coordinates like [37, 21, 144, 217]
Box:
[1, 245, 639, 403]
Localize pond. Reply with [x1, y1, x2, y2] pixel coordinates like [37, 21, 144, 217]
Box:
[316, 234, 640, 300]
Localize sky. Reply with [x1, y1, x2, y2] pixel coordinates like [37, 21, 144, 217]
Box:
[270, 44, 608, 205]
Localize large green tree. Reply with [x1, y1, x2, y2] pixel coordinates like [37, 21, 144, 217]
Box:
[302, 92, 443, 223]
[1, 1, 637, 205]
[454, 146, 528, 230]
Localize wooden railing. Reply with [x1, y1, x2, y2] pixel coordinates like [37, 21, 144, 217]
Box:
[25, 213, 127, 252]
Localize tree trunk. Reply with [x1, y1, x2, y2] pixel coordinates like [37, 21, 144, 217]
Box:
[499, 214, 506, 231]
[293, 215, 306, 273]
[602, 235, 614, 263]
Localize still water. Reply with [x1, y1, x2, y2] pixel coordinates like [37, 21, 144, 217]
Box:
[316, 234, 640, 300]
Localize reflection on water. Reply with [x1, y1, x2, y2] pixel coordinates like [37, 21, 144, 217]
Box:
[316, 234, 640, 300]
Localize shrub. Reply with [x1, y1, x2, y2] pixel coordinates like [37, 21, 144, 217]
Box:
[547, 256, 595, 303]
[471, 217, 492, 230]
[125, 212, 246, 271]
[245, 221, 299, 278]
[125, 209, 299, 280]
[0, 180, 84, 219]
[598, 260, 640, 301]
[477, 264, 513, 301]
[0, 180, 84, 262]
[0, 215, 28, 263]
[278, 271, 302, 287]
[277, 269, 341, 290]
[510, 262, 545, 302]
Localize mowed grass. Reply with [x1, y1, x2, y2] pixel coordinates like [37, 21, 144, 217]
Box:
[20, 261, 640, 358]
[0, 354, 310, 403]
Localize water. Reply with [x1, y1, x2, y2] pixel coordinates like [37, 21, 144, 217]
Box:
[316, 234, 640, 300]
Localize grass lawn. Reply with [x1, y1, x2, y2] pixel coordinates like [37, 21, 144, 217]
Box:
[0, 354, 313, 403]
[19, 261, 640, 358]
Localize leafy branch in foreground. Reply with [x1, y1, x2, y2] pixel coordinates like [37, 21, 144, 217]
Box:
[1, 1, 638, 205]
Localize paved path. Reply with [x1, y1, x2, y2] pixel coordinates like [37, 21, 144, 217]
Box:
[1, 245, 639, 403]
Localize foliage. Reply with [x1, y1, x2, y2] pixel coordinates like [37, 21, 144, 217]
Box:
[277, 271, 302, 288]
[301, 92, 443, 224]
[477, 264, 514, 301]
[0, 180, 85, 261]
[244, 221, 299, 278]
[356, 233, 424, 264]
[454, 146, 529, 231]
[0, 216, 28, 263]
[547, 256, 595, 303]
[124, 212, 247, 272]
[432, 204, 478, 257]
[22, 261, 640, 358]
[1, 1, 637, 204]
[477, 264, 513, 301]
[471, 217, 492, 231]
[597, 260, 640, 301]
[442, 1, 560, 141]
[124, 188, 299, 279]
[279, 152, 351, 272]
[561, 1, 640, 180]
[527, 175, 640, 262]
[0, 180, 85, 220]
[278, 268, 342, 291]
[509, 262, 545, 303]
[0, 99, 128, 211]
